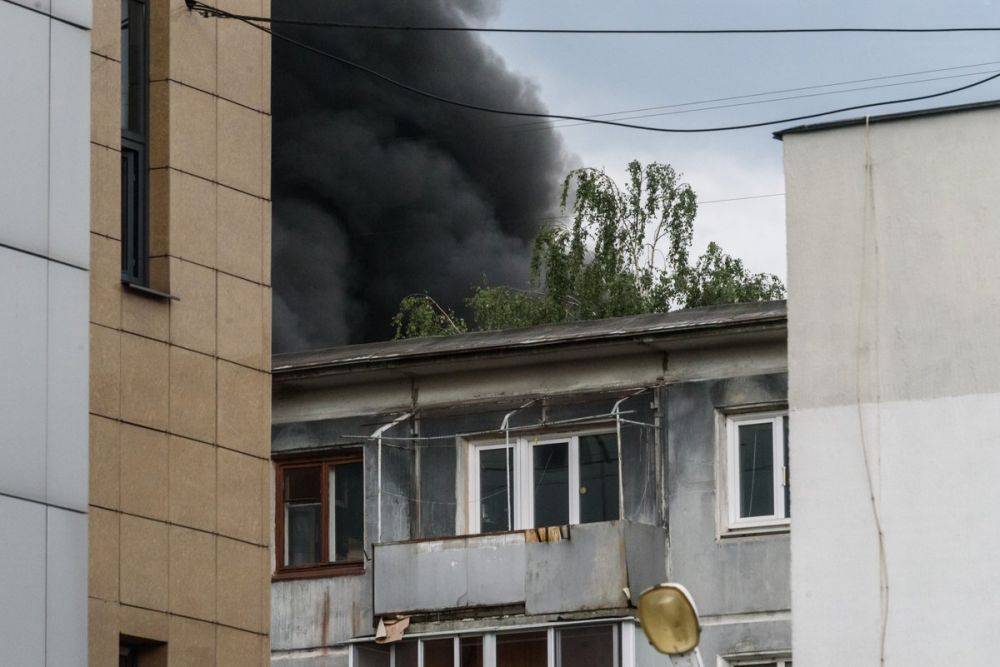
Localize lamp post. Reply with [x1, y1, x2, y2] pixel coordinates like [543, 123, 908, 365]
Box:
[636, 583, 705, 667]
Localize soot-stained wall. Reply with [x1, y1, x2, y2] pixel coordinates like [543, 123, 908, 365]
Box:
[665, 372, 790, 662]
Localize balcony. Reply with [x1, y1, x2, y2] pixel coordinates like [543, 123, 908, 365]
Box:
[372, 520, 666, 619]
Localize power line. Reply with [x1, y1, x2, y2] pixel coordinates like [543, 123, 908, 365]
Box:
[699, 193, 784, 204]
[186, 5, 1000, 34]
[535, 68, 1000, 131]
[514, 61, 1000, 131]
[189, 2, 1000, 133]
[510, 59, 1000, 128]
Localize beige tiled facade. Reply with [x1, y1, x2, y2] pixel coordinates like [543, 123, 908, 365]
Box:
[89, 0, 271, 664]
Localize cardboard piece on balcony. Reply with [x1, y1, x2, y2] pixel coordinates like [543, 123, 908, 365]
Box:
[374, 616, 410, 644]
[524, 526, 570, 543]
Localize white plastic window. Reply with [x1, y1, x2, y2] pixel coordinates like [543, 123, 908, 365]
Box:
[725, 412, 789, 531]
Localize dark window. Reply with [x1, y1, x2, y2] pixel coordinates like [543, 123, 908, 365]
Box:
[578, 434, 619, 524]
[395, 641, 418, 667]
[355, 643, 390, 667]
[275, 452, 364, 578]
[478, 447, 514, 532]
[119, 636, 166, 667]
[422, 639, 454, 667]
[558, 624, 616, 666]
[783, 415, 790, 518]
[119, 645, 137, 667]
[460, 636, 483, 667]
[496, 631, 547, 666]
[533, 442, 569, 527]
[121, 0, 149, 285]
[738, 422, 775, 518]
[284, 466, 322, 566]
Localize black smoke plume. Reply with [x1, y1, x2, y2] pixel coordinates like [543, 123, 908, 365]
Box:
[272, 0, 568, 351]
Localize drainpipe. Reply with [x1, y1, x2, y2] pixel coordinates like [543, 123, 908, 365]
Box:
[371, 412, 412, 544]
[499, 410, 516, 532]
[498, 400, 536, 532]
[611, 396, 629, 522]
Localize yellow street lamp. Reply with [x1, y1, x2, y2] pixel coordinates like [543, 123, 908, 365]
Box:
[636, 583, 703, 665]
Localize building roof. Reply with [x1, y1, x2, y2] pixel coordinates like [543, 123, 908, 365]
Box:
[773, 99, 1000, 139]
[273, 300, 786, 377]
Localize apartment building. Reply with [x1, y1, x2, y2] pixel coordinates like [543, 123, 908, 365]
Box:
[0, 1, 91, 664]
[779, 101, 1000, 664]
[87, 0, 272, 664]
[269, 302, 791, 667]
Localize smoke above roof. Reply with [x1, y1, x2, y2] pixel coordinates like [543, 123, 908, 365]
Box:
[272, 0, 569, 351]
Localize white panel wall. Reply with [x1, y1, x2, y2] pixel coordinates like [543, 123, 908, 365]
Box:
[0, 247, 48, 501]
[0, 2, 50, 255]
[0, 1, 90, 665]
[784, 106, 1000, 665]
[7, 0, 91, 27]
[47, 262, 90, 510]
[46, 507, 88, 667]
[49, 18, 91, 267]
[0, 496, 47, 666]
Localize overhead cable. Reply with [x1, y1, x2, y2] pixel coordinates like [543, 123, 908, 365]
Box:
[186, 5, 1000, 35]
[509, 59, 1000, 129]
[188, 2, 1000, 133]
[529, 68, 1000, 132]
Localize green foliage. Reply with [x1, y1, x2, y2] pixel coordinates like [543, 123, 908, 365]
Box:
[391, 294, 467, 339]
[392, 160, 785, 339]
[683, 242, 786, 308]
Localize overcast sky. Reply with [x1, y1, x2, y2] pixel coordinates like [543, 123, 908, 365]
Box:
[475, 0, 1000, 281]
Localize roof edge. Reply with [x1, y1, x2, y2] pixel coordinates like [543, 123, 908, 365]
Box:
[273, 301, 787, 377]
[772, 98, 1000, 139]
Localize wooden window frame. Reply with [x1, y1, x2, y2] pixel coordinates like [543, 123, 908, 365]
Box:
[273, 451, 365, 580]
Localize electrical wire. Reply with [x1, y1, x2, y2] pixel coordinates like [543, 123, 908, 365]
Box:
[187, 5, 1000, 34]
[189, 1, 1000, 134]
[509, 59, 1000, 129]
[531, 68, 1000, 132]
[699, 193, 784, 204]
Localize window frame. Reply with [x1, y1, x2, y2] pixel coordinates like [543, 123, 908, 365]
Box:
[120, 0, 150, 287]
[350, 621, 623, 667]
[273, 450, 365, 580]
[724, 410, 789, 533]
[467, 428, 618, 534]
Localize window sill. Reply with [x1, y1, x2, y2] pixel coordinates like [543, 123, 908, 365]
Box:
[720, 521, 790, 539]
[272, 562, 365, 581]
[122, 279, 178, 301]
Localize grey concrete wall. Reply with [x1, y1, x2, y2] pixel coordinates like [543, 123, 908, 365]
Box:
[272, 356, 788, 660]
[700, 619, 791, 665]
[664, 373, 790, 662]
[272, 647, 350, 667]
[783, 106, 1000, 665]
